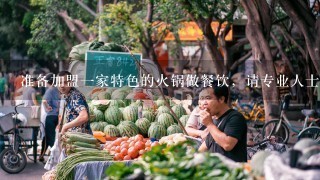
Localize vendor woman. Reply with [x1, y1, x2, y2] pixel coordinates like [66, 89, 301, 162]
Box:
[198, 81, 247, 162]
[57, 71, 92, 134]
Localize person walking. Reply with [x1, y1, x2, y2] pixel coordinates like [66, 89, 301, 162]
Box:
[39, 73, 60, 162]
[0, 72, 7, 106]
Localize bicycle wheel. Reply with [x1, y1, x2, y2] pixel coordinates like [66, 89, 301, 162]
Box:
[298, 127, 320, 142]
[0, 148, 27, 174]
[261, 120, 290, 144]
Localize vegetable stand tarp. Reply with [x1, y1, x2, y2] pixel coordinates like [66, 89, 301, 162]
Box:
[74, 160, 133, 180]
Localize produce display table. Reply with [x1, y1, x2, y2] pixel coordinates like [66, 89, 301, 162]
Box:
[74, 160, 133, 180]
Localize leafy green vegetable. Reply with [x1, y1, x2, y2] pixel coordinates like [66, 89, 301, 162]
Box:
[106, 141, 247, 179]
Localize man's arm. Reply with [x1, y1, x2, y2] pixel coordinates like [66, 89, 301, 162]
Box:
[200, 110, 239, 152]
[61, 109, 88, 134]
[198, 141, 208, 152]
[186, 126, 202, 137]
[206, 124, 238, 151]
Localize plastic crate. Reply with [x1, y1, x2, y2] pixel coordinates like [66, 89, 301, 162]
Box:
[0, 113, 14, 135]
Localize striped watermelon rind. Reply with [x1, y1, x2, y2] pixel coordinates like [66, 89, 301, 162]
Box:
[172, 104, 187, 119]
[117, 121, 139, 137]
[142, 110, 155, 122]
[167, 124, 183, 135]
[104, 125, 120, 137]
[135, 118, 151, 136]
[180, 115, 190, 127]
[157, 113, 175, 129]
[122, 106, 138, 122]
[104, 106, 123, 126]
[148, 124, 167, 139]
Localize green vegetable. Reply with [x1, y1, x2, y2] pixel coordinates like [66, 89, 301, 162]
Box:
[56, 151, 113, 180]
[106, 142, 247, 179]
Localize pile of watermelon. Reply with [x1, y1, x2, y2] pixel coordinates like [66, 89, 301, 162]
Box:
[88, 87, 189, 140]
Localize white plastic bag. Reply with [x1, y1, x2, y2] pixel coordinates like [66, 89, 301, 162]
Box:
[40, 102, 47, 139]
[44, 129, 61, 170]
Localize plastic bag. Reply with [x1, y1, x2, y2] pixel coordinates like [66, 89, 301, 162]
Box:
[264, 153, 320, 180]
[40, 102, 47, 139]
[44, 129, 61, 170]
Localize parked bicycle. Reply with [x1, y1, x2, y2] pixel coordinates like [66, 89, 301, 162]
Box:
[261, 95, 320, 144]
[0, 103, 27, 174]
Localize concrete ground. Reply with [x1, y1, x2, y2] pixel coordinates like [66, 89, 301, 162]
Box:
[0, 159, 47, 180]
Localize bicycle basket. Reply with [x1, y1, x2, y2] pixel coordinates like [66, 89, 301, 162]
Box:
[0, 113, 15, 135]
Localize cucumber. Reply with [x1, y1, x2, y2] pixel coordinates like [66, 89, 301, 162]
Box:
[68, 134, 98, 144]
[74, 142, 100, 149]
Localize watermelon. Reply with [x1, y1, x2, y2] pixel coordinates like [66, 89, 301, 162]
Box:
[122, 106, 138, 122]
[172, 104, 187, 119]
[92, 100, 110, 112]
[157, 113, 175, 129]
[111, 88, 129, 100]
[92, 109, 105, 122]
[104, 125, 120, 137]
[90, 122, 101, 131]
[157, 106, 171, 115]
[135, 118, 151, 136]
[99, 122, 109, 129]
[109, 100, 125, 108]
[156, 99, 167, 107]
[148, 124, 167, 139]
[97, 91, 111, 100]
[167, 124, 183, 135]
[117, 121, 139, 137]
[179, 115, 190, 127]
[104, 106, 123, 125]
[149, 122, 161, 129]
[142, 111, 155, 122]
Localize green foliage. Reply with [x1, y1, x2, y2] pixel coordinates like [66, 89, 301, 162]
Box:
[27, 0, 96, 60]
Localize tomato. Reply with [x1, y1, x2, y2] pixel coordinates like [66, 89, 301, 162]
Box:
[134, 134, 144, 142]
[120, 141, 127, 146]
[110, 146, 116, 151]
[122, 136, 129, 141]
[145, 147, 151, 151]
[151, 141, 159, 147]
[114, 153, 124, 161]
[115, 146, 121, 153]
[128, 147, 139, 159]
[129, 141, 135, 148]
[123, 155, 131, 160]
[145, 141, 151, 147]
[120, 148, 128, 156]
[134, 141, 145, 150]
[110, 151, 116, 155]
[113, 139, 121, 146]
[139, 149, 145, 155]
[121, 143, 129, 149]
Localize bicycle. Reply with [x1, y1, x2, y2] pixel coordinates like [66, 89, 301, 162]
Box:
[0, 103, 27, 174]
[261, 95, 320, 144]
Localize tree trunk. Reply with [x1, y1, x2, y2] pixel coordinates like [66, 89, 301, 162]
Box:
[279, 0, 320, 75]
[241, 0, 279, 123]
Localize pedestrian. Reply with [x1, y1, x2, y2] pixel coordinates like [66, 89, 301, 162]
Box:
[14, 71, 25, 105]
[0, 72, 7, 106]
[57, 71, 91, 134]
[198, 81, 247, 162]
[185, 102, 210, 140]
[39, 73, 60, 162]
[21, 77, 39, 106]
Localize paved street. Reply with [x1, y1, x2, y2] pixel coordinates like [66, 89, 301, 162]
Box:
[0, 159, 47, 180]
